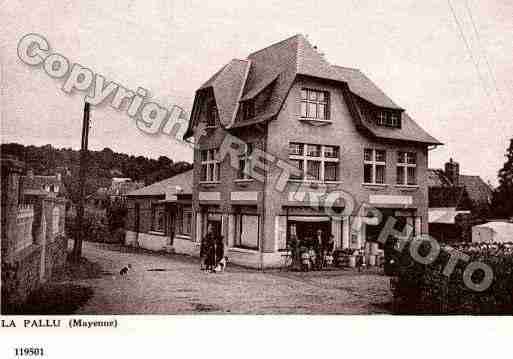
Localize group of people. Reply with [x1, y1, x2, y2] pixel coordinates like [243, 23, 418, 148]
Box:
[288, 229, 335, 270]
[200, 223, 225, 273]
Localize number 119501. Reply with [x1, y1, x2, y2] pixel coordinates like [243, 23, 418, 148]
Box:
[14, 348, 44, 356]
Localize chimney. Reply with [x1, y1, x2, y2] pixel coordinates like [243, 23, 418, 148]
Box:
[56, 173, 61, 181]
[444, 158, 460, 186]
[27, 169, 34, 179]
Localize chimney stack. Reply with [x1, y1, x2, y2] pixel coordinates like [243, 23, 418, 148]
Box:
[445, 158, 460, 186]
[27, 169, 34, 179]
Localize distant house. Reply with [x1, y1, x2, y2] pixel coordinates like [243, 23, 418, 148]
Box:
[109, 178, 145, 201]
[124, 170, 193, 253]
[472, 221, 513, 243]
[20, 169, 66, 199]
[428, 158, 493, 242]
[86, 178, 145, 210]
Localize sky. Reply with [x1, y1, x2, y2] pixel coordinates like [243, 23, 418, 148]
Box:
[1, 0, 512, 186]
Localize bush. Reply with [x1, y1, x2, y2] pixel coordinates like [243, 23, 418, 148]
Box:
[65, 211, 113, 243]
[391, 241, 513, 314]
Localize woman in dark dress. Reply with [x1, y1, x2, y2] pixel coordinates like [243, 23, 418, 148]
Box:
[203, 224, 216, 272]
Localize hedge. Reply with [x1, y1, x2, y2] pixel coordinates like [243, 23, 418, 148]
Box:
[390, 241, 513, 314]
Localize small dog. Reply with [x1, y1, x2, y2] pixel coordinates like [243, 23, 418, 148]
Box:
[119, 264, 132, 276]
[215, 257, 228, 272]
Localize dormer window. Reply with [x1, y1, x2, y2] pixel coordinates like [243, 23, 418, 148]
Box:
[242, 100, 255, 120]
[300, 89, 329, 121]
[376, 110, 401, 128]
[206, 100, 218, 128]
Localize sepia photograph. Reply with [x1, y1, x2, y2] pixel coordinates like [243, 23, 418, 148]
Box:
[1, 0, 513, 356]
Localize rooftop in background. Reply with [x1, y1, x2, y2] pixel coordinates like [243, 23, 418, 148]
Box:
[126, 170, 193, 197]
[21, 169, 66, 198]
[428, 158, 493, 208]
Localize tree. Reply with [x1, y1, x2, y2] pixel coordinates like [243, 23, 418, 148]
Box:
[492, 138, 513, 218]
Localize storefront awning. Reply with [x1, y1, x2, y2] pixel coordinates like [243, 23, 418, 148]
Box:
[288, 216, 331, 222]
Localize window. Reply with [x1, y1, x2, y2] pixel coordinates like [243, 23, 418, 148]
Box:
[397, 151, 417, 185]
[206, 100, 218, 128]
[151, 204, 165, 233]
[300, 89, 329, 120]
[376, 110, 401, 128]
[237, 143, 254, 179]
[363, 149, 386, 184]
[178, 209, 192, 236]
[200, 148, 220, 182]
[234, 214, 259, 249]
[289, 142, 339, 182]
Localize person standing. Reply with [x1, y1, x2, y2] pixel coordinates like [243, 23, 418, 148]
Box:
[203, 224, 216, 272]
[314, 229, 324, 269]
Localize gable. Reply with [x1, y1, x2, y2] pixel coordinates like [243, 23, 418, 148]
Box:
[184, 34, 441, 146]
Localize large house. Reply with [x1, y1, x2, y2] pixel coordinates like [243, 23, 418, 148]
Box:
[125, 35, 441, 268]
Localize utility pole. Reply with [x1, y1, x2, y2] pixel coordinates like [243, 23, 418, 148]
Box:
[72, 101, 90, 261]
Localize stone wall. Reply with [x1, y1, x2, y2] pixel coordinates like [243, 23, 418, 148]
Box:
[1, 157, 68, 313]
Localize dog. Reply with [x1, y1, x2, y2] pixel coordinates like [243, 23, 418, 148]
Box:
[119, 264, 132, 276]
[214, 256, 228, 273]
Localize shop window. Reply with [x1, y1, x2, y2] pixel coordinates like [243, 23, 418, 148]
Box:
[234, 214, 259, 250]
[151, 204, 165, 233]
[178, 209, 192, 236]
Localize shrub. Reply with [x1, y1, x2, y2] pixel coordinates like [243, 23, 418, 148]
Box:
[391, 241, 513, 314]
[65, 211, 112, 243]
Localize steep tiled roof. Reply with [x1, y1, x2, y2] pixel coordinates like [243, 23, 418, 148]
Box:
[126, 170, 193, 197]
[199, 59, 251, 127]
[427, 169, 453, 187]
[427, 169, 493, 207]
[459, 175, 493, 205]
[331, 66, 401, 109]
[185, 34, 441, 145]
[429, 186, 469, 209]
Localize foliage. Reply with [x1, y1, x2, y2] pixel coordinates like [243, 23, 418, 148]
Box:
[391, 240, 513, 314]
[492, 138, 513, 218]
[65, 212, 116, 244]
[0, 143, 192, 203]
[106, 199, 128, 232]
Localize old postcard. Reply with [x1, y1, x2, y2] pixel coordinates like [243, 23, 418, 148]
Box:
[1, 0, 512, 358]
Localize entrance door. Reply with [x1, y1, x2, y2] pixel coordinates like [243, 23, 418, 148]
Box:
[288, 220, 331, 242]
[207, 220, 222, 238]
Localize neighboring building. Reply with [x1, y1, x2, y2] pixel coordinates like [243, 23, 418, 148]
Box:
[124, 170, 193, 253]
[428, 158, 493, 241]
[109, 178, 145, 201]
[86, 178, 145, 210]
[176, 34, 441, 268]
[472, 221, 513, 243]
[1, 158, 67, 313]
[21, 169, 66, 199]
